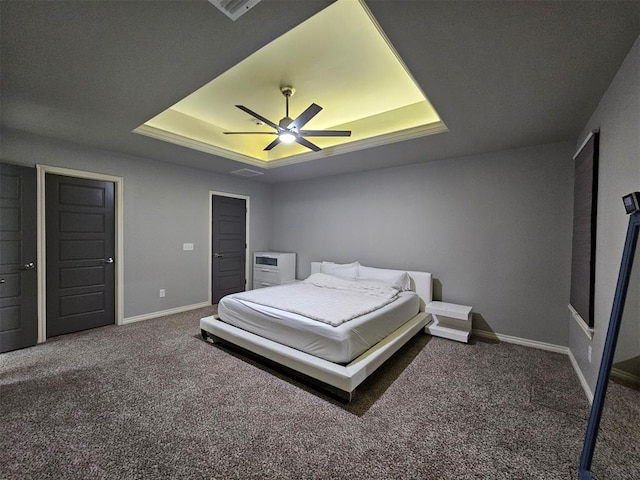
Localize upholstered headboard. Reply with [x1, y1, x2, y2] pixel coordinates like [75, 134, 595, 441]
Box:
[310, 262, 432, 311]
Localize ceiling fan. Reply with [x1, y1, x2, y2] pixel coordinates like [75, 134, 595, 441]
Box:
[223, 86, 351, 152]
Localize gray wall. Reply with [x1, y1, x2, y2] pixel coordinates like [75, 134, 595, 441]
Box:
[271, 142, 575, 346]
[570, 35, 640, 394]
[1, 37, 635, 361]
[2, 130, 273, 318]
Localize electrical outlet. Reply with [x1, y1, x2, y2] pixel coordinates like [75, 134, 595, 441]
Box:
[159, 289, 166, 298]
[588, 345, 592, 363]
[183, 243, 194, 251]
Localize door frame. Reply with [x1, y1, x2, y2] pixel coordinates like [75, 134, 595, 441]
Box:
[209, 190, 250, 304]
[36, 165, 124, 343]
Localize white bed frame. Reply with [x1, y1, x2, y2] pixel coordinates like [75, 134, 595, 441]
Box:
[200, 262, 433, 402]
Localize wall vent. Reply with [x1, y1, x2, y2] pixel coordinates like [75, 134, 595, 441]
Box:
[208, 0, 261, 21]
[231, 168, 264, 177]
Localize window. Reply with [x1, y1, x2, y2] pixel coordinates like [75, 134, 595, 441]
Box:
[570, 131, 599, 328]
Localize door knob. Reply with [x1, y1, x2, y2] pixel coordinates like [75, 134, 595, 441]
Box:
[0, 279, 5, 284]
[103, 257, 114, 264]
[18, 262, 36, 271]
[214, 253, 224, 258]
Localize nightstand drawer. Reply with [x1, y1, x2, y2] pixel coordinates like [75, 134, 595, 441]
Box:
[253, 268, 281, 284]
[253, 280, 279, 289]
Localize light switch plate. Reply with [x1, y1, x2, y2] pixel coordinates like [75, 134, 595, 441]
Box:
[183, 243, 194, 251]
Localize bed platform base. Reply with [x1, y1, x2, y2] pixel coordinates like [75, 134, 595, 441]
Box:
[200, 312, 429, 402]
[201, 330, 354, 402]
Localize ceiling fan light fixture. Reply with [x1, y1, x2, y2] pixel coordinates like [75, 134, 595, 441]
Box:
[279, 131, 296, 143]
[225, 85, 350, 152]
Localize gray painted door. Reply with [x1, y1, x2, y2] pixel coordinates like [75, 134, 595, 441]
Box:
[212, 195, 246, 304]
[46, 174, 115, 337]
[0, 163, 38, 353]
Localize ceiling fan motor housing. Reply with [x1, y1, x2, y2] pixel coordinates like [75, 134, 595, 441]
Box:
[281, 86, 295, 97]
[279, 117, 295, 129]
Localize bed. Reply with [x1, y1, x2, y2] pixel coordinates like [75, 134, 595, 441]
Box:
[200, 262, 433, 401]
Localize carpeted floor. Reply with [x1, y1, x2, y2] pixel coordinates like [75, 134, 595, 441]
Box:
[0, 307, 634, 479]
[589, 379, 640, 479]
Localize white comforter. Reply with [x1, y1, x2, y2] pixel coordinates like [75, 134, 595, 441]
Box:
[232, 273, 400, 327]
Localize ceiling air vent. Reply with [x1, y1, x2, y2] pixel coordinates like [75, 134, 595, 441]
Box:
[231, 168, 264, 177]
[208, 0, 261, 21]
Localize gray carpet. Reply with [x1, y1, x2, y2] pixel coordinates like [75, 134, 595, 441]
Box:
[0, 306, 628, 479]
[590, 380, 640, 479]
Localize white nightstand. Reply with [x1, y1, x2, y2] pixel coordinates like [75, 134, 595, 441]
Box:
[425, 301, 473, 343]
[253, 252, 296, 289]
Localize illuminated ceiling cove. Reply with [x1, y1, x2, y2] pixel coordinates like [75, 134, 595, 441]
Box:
[134, 0, 446, 169]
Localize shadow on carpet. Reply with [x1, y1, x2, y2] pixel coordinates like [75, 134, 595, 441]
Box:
[196, 331, 431, 416]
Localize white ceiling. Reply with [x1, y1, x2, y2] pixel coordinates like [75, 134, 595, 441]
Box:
[1, 0, 639, 183]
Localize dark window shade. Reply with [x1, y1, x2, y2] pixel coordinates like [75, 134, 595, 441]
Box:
[570, 132, 599, 328]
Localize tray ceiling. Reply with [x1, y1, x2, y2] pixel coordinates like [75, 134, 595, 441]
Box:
[2, 1, 639, 183]
[134, 0, 445, 169]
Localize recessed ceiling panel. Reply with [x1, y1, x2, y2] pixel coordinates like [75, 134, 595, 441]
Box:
[134, 0, 446, 168]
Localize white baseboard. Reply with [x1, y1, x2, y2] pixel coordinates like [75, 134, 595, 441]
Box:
[611, 367, 640, 388]
[123, 302, 211, 325]
[472, 328, 569, 354]
[473, 328, 594, 404]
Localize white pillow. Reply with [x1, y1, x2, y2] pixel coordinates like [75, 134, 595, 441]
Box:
[358, 265, 411, 291]
[320, 261, 360, 280]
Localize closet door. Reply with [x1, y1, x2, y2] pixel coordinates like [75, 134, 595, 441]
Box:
[212, 195, 246, 304]
[0, 163, 37, 352]
[46, 174, 115, 337]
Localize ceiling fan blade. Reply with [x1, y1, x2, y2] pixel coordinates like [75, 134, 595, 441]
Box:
[235, 105, 281, 131]
[223, 131, 277, 135]
[299, 130, 351, 137]
[263, 137, 282, 151]
[294, 136, 321, 152]
[287, 103, 322, 131]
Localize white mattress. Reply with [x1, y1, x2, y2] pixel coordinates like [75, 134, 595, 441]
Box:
[217, 290, 420, 364]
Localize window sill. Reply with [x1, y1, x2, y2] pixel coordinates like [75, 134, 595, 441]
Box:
[568, 304, 594, 340]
